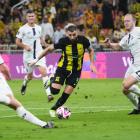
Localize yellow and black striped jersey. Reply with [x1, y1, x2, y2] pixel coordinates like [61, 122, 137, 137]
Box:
[54, 35, 91, 71]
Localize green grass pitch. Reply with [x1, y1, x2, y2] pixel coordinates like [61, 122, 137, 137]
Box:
[0, 79, 140, 140]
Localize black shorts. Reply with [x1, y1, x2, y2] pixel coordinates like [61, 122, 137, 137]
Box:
[53, 67, 81, 88]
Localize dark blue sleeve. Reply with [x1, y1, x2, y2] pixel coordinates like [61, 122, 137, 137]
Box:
[83, 37, 91, 49]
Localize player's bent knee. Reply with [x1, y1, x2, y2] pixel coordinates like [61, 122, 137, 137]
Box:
[122, 82, 130, 91]
[27, 74, 33, 80]
[122, 88, 129, 95]
[50, 87, 60, 95]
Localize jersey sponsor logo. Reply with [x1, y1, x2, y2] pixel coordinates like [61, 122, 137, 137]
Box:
[55, 76, 60, 82]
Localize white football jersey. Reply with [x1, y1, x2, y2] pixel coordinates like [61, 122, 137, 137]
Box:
[0, 55, 4, 64]
[119, 27, 140, 66]
[0, 73, 13, 96]
[0, 56, 13, 95]
[16, 23, 44, 62]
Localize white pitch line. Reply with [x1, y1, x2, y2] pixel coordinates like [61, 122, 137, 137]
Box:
[0, 115, 18, 118]
[0, 106, 131, 119]
[0, 106, 130, 111]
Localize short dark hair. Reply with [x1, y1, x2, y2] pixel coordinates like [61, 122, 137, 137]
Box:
[26, 9, 34, 14]
[65, 24, 77, 32]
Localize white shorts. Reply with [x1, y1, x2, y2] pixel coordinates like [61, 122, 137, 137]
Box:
[125, 65, 140, 81]
[24, 57, 47, 74]
[0, 73, 13, 96]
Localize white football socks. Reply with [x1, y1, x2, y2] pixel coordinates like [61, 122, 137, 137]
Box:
[16, 106, 46, 127]
[42, 76, 51, 96]
[23, 75, 30, 86]
[126, 92, 139, 109]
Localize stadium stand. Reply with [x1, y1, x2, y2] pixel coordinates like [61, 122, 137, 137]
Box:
[0, 0, 140, 53]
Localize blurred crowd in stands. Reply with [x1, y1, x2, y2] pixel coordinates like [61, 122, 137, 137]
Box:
[0, 0, 140, 52]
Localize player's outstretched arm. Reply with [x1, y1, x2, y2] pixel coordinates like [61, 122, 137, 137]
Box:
[38, 44, 54, 59]
[88, 47, 97, 73]
[29, 44, 54, 66]
[104, 38, 121, 50]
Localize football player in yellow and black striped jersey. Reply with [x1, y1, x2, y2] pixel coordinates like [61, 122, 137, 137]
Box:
[29, 23, 96, 117]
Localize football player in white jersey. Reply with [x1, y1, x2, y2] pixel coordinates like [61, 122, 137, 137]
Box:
[16, 10, 53, 102]
[0, 55, 53, 128]
[105, 14, 140, 114]
[0, 55, 11, 80]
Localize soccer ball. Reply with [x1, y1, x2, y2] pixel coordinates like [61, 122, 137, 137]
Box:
[56, 106, 71, 119]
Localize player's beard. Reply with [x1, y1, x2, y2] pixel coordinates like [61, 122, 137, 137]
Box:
[70, 37, 77, 43]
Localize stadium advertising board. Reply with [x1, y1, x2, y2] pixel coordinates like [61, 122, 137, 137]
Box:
[1, 52, 130, 79]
